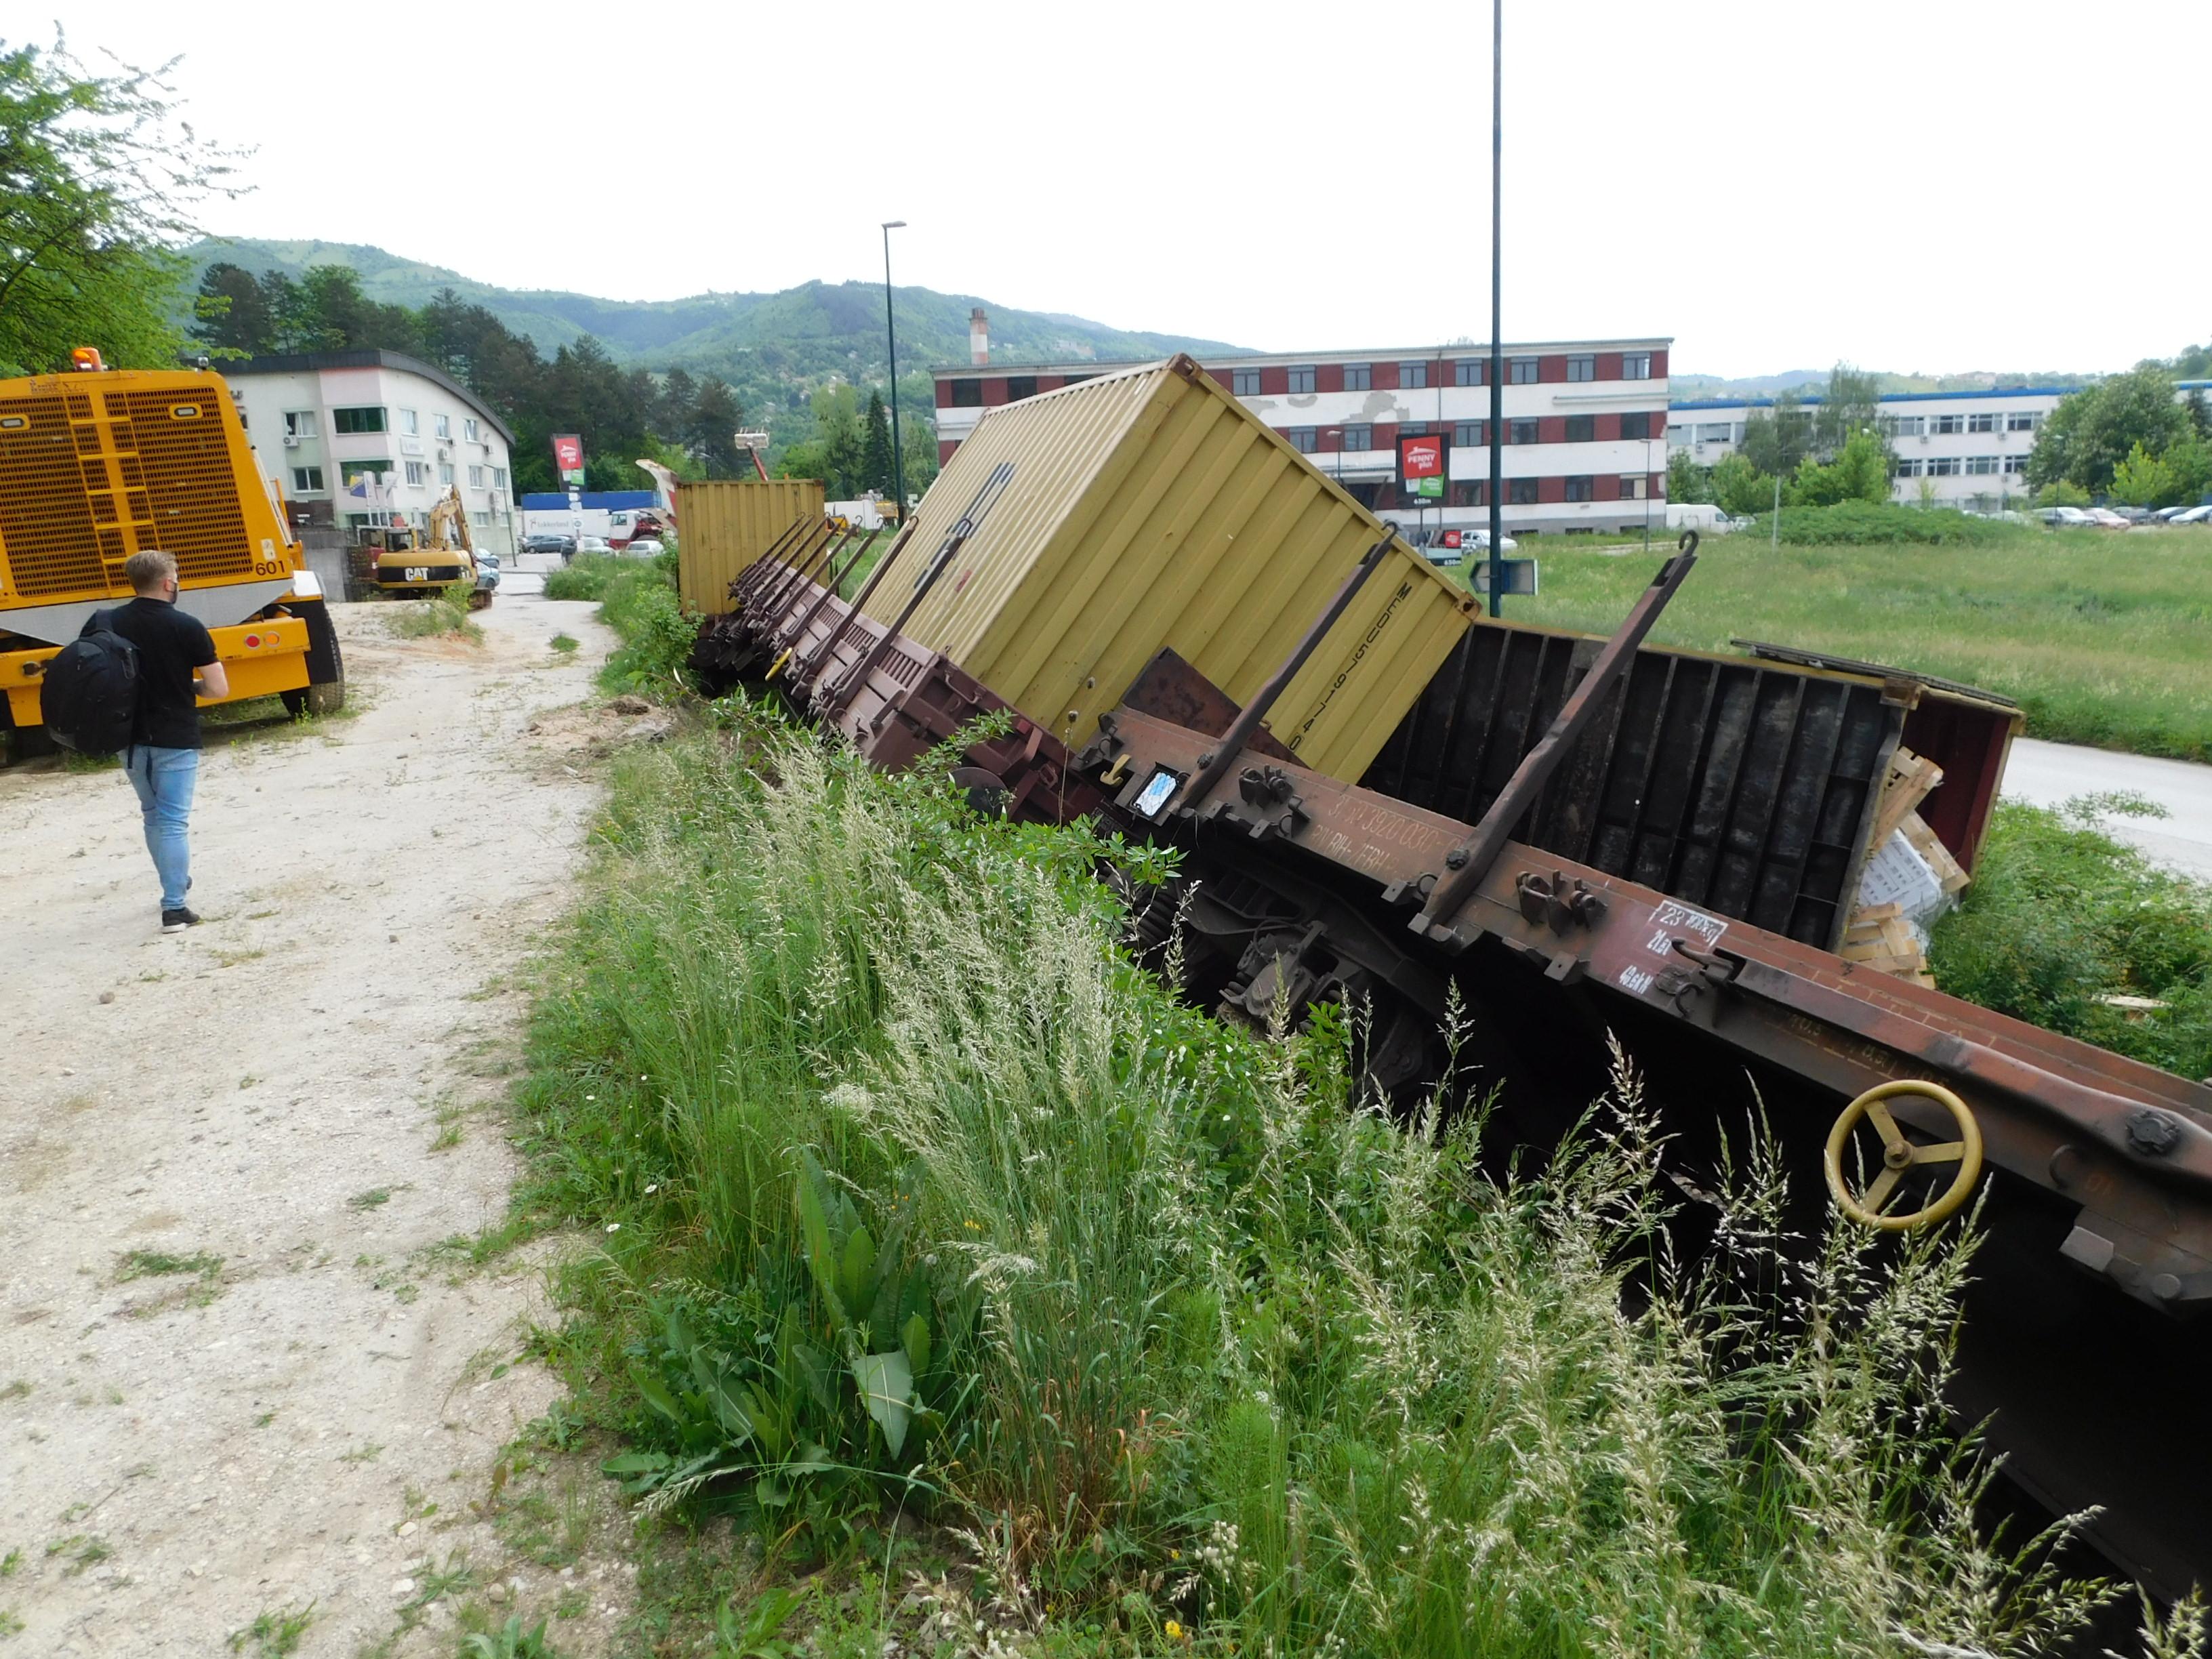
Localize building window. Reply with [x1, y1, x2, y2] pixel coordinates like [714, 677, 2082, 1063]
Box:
[1620, 474, 1648, 499]
[1232, 368, 1261, 396]
[1509, 419, 1539, 445]
[1509, 357, 1538, 384]
[284, 410, 319, 439]
[1566, 354, 1595, 382]
[1288, 365, 1317, 394]
[1894, 457, 1923, 478]
[493, 466, 508, 489]
[1288, 428, 1318, 453]
[333, 405, 386, 434]
[464, 418, 480, 443]
[1454, 421, 1485, 447]
[400, 409, 419, 435]
[2007, 410, 2039, 432]
[471, 511, 491, 527]
[1565, 476, 1595, 501]
[340, 460, 390, 489]
[405, 460, 427, 486]
[1620, 411, 1654, 441]
[1450, 480, 1487, 507]
[950, 379, 983, 407]
[1965, 455, 2000, 474]
[468, 464, 487, 487]
[433, 413, 451, 438]
[1401, 361, 1429, 390]
[2003, 453, 2029, 474]
[1884, 414, 1925, 438]
[1967, 411, 1999, 433]
[1454, 359, 1484, 387]
[1927, 455, 1961, 476]
[1343, 363, 1372, 391]
[1934, 413, 1965, 434]
[1565, 415, 1595, 443]
[1695, 422, 1732, 443]
[1665, 424, 1688, 444]
[1508, 477, 1538, 504]
[1341, 424, 1372, 450]
[439, 462, 455, 485]
[1004, 375, 1038, 401]
[1621, 352, 1653, 380]
[290, 466, 324, 493]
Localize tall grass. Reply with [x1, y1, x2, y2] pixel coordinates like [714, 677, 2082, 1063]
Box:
[1503, 525, 2212, 761]
[544, 550, 695, 693]
[514, 712, 2179, 1656]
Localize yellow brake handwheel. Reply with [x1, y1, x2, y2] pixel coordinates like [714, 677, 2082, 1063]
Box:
[1824, 1080, 1984, 1232]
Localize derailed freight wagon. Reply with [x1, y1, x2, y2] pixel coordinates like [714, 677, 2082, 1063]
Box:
[702, 355, 2212, 1598]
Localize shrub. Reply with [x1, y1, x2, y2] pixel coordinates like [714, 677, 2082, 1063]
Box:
[1931, 795, 2212, 1078]
[1750, 501, 2024, 546]
[544, 553, 626, 602]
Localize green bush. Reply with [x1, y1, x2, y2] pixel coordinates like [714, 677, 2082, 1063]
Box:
[1748, 501, 2025, 546]
[543, 552, 626, 602]
[512, 714, 2150, 1658]
[1931, 796, 2212, 1078]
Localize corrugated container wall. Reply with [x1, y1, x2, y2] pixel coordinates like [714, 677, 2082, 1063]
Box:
[676, 478, 825, 615]
[859, 356, 1475, 782]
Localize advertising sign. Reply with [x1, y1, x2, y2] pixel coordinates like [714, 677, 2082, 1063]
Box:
[1440, 529, 1463, 550]
[1468, 558, 1540, 597]
[1397, 431, 1446, 500]
[552, 433, 586, 487]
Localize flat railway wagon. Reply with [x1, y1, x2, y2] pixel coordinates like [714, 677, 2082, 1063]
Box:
[697, 356, 2212, 1599]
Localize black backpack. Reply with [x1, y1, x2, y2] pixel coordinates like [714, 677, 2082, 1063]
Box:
[41, 611, 142, 755]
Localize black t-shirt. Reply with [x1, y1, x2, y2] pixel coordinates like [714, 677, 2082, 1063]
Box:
[105, 596, 218, 750]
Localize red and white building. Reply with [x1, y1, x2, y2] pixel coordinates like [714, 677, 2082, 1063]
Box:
[933, 322, 1672, 538]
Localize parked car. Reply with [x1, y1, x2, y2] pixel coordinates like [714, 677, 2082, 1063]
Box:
[2171, 503, 2212, 524]
[573, 535, 613, 559]
[2036, 506, 2097, 527]
[623, 537, 665, 558]
[2083, 507, 2133, 529]
[520, 533, 575, 560]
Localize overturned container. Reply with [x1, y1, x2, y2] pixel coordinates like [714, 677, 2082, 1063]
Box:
[676, 478, 825, 616]
[833, 355, 1477, 783]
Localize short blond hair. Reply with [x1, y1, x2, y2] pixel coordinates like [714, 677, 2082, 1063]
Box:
[125, 549, 177, 594]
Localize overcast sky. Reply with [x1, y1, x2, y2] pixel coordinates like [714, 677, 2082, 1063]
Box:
[54, 0, 2212, 376]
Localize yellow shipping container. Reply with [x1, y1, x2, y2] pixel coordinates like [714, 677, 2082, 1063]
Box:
[859, 355, 1475, 782]
[676, 478, 825, 615]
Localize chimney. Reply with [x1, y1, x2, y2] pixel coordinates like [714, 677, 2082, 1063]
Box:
[969, 308, 989, 367]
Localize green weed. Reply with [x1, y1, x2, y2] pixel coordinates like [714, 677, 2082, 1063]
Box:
[348, 1188, 392, 1211]
[549, 632, 580, 655]
[459, 1614, 560, 1658]
[388, 579, 484, 642]
[499, 718, 2153, 1658]
[0, 1608, 20, 1637]
[117, 1249, 221, 1282]
[226, 1602, 313, 1656]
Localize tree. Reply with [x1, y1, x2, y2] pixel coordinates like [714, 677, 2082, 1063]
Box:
[861, 389, 893, 496]
[2186, 386, 2210, 440]
[687, 379, 743, 476]
[1740, 392, 1811, 478]
[1788, 428, 1893, 508]
[1709, 453, 1772, 518]
[2028, 367, 2190, 495]
[0, 37, 241, 373]
[1812, 363, 1885, 459]
[2106, 442, 2175, 508]
[192, 261, 271, 355]
[1666, 450, 1711, 506]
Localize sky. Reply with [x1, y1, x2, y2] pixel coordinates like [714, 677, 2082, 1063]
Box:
[52, 0, 2212, 377]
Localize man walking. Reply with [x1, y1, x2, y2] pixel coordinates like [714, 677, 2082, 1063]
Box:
[107, 550, 227, 933]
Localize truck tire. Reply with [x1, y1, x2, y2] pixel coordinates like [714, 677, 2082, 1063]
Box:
[281, 600, 346, 718]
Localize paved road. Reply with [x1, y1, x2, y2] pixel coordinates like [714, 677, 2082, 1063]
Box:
[2001, 737, 2212, 882]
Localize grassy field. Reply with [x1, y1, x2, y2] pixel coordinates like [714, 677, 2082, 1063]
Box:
[1490, 524, 2212, 762]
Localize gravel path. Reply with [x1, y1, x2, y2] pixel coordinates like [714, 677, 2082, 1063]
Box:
[0, 594, 630, 1656]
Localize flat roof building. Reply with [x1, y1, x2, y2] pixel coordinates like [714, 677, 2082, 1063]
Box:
[934, 333, 1673, 539]
[218, 350, 519, 554]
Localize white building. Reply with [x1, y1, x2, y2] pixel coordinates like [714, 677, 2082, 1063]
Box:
[935, 333, 1675, 538]
[1666, 386, 2075, 510]
[219, 349, 519, 555]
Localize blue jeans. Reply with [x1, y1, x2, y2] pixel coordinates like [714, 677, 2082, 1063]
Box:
[123, 745, 198, 911]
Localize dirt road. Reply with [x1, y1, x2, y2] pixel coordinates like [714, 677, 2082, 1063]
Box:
[1, 594, 628, 1654]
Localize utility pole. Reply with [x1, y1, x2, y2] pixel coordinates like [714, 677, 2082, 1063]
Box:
[882, 221, 907, 519]
[1486, 0, 1504, 617]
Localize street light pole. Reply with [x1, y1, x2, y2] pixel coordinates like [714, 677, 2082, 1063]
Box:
[1486, 0, 1505, 617]
[882, 220, 907, 520]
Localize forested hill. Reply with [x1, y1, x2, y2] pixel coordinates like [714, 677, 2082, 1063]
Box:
[180, 238, 1247, 382]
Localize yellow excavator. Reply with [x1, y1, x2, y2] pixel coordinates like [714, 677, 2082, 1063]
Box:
[369, 487, 494, 607]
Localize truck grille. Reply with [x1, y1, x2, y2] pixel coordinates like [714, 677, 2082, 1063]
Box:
[116, 390, 252, 584]
[0, 394, 108, 598]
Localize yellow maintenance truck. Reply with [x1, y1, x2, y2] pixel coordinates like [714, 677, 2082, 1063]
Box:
[0, 352, 345, 758]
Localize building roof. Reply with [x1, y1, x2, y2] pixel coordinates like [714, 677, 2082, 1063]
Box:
[213, 349, 515, 445]
[1669, 386, 2081, 413]
[933, 337, 1673, 377]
